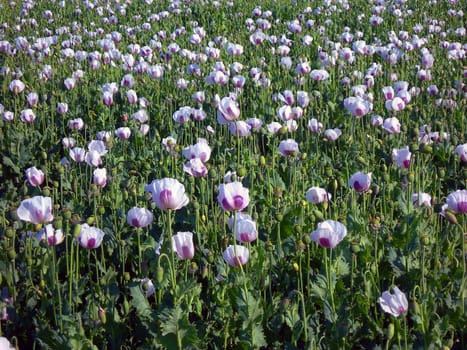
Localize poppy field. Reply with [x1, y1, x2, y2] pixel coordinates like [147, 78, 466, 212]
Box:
[0, 0, 466, 349]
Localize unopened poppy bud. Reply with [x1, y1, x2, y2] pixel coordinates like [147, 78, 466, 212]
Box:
[201, 214, 206, 223]
[408, 172, 415, 182]
[413, 300, 420, 314]
[123, 298, 130, 314]
[124, 272, 130, 281]
[420, 143, 432, 154]
[73, 224, 82, 238]
[438, 168, 445, 178]
[276, 213, 283, 222]
[98, 308, 107, 324]
[387, 323, 394, 340]
[156, 266, 164, 283]
[86, 216, 95, 225]
[301, 153, 307, 160]
[41, 151, 48, 160]
[313, 209, 324, 221]
[322, 200, 329, 211]
[293, 262, 299, 271]
[53, 181, 59, 188]
[259, 155, 266, 166]
[280, 126, 288, 134]
[332, 179, 338, 191]
[201, 266, 208, 279]
[409, 143, 419, 152]
[444, 210, 458, 225]
[34, 223, 42, 231]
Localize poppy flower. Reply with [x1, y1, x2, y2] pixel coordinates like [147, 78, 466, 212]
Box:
[145, 178, 189, 211]
[77, 224, 105, 249]
[309, 220, 347, 248]
[378, 286, 408, 317]
[127, 207, 153, 228]
[17, 196, 54, 224]
[218, 182, 250, 212]
[348, 172, 372, 193]
[223, 245, 249, 267]
[172, 231, 195, 260]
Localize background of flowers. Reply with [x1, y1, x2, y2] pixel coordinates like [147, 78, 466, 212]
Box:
[0, 0, 465, 348]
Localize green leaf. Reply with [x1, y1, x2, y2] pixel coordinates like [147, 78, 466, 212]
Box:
[2, 156, 20, 174]
[129, 282, 152, 319]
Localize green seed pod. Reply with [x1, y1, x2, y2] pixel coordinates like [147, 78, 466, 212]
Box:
[5, 227, 14, 238]
[73, 224, 82, 238]
[156, 266, 164, 283]
[438, 168, 445, 178]
[63, 209, 72, 220]
[237, 167, 247, 177]
[42, 187, 51, 196]
[209, 168, 218, 180]
[86, 216, 95, 225]
[40, 279, 46, 289]
[259, 155, 266, 166]
[409, 143, 419, 152]
[387, 323, 395, 341]
[8, 249, 16, 260]
[98, 206, 105, 215]
[408, 172, 415, 182]
[351, 243, 361, 253]
[53, 217, 62, 230]
[41, 151, 48, 160]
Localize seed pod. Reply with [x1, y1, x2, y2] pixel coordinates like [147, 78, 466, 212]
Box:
[53, 217, 62, 230]
[42, 187, 51, 196]
[8, 249, 16, 260]
[420, 143, 432, 154]
[237, 167, 247, 177]
[5, 227, 14, 238]
[86, 216, 95, 225]
[293, 262, 299, 272]
[259, 155, 266, 166]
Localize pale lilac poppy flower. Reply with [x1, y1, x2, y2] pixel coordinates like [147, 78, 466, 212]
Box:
[115, 127, 131, 139]
[162, 136, 177, 154]
[85, 150, 102, 167]
[446, 190, 467, 214]
[145, 178, 189, 211]
[309, 220, 347, 248]
[306, 187, 332, 204]
[324, 128, 342, 141]
[229, 121, 251, 137]
[26, 92, 39, 107]
[69, 118, 84, 131]
[25, 166, 44, 187]
[69, 147, 86, 162]
[218, 182, 249, 212]
[9, 79, 25, 94]
[57, 102, 68, 115]
[76, 224, 105, 249]
[392, 146, 411, 168]
[20, 109, 36, 123]
[310, 69, 330, 81]
[62, 137, 75, 149]
[246, 118, 263, 131]
[455, 144, 467, 162]
[379, 286, 408, 317]
[223, 245, 249, 267]
[382, 117, 401, 134]
[17, 196, 54, 224]
[370, 115, 383, 127]
[348, 172, 372, 193]
[183, 158, 208, 177]
[36, 224, 64, 246]
[132, 109, 148, 123]
[308, 118, 323, 133]
[277, 105, 293, 121]
[3, 111, 14, 122]
[267, 122, 282, 135]
[138, 278, 155, 297]
[278, 139, 299, 157]
[126, 207, 153, 228]
[93, 168, 107, 187]
[412, 193, 432, 207]
[172, 231, 195, 259]
[0, 337, 15, 350]
[182, 140, 211, 163]
[217, 96, 240, 124]
[126, 89, 138, 104]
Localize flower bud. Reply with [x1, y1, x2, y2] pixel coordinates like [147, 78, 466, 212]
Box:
[444, 210, 458, 225]
[5, 227, 14, 238]
[293, 262, 299, 272]
[8, 249, 16, 260]
[387, 323, 395, 340]
[73, 224, 82, 238]
[313, 209, 324, 221]
[259, 155, 266, 166]
[98, 308, 107, 324]
[420, 143, 432, 154]
[156, 266, 164, 283]
[86, 216, 95, 225]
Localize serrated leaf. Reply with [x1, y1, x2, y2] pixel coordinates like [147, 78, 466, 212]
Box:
[2, 156, 20, 174]
[129, 282, 152, 319]
[251, 322, 267, 348]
